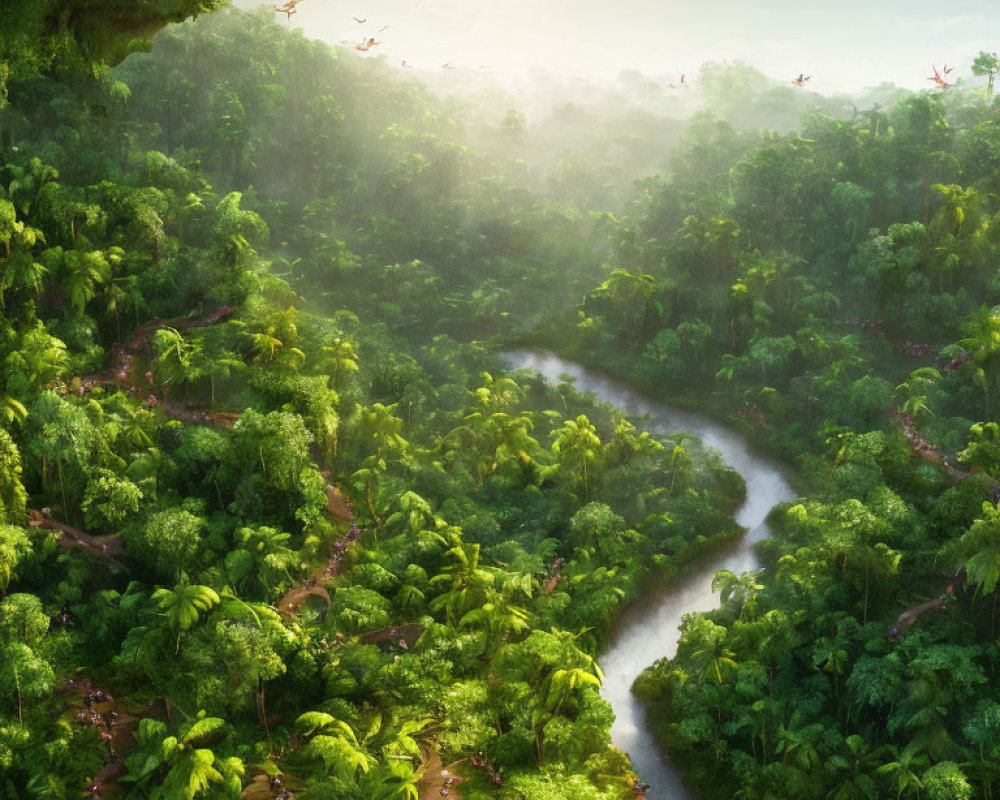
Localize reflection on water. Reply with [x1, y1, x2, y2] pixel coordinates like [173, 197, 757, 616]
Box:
[499, 350, 796, 799]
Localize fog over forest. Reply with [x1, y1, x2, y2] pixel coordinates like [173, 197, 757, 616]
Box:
[232, 0, 1000, 95]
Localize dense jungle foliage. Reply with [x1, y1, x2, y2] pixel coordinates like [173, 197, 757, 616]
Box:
[0, 6, 749, 799]
[7, 3, 1000, 799]
[553, 45, 1000, 800]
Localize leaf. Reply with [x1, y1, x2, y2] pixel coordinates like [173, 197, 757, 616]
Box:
[182, 716, 227, 746]
[295, 712, 357, 743]
[137, 718, 168, 746]
[225, 549, 254, 584]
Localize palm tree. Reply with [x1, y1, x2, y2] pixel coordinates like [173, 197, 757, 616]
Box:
[0, 207, 46, 309]
[383, 491, 449, 546]
[0, 394, 27, 426]
[550, 414, 602, 499]
[109, 396, 155, 452]
[251, 307, 304, 371]
[154, 326, 200, 387]
[960, 305, 1000, 418]
[692, 638, 739, 685]
[522, 628, 604, 762]
[361, 403, 408, 467]
[121, 714, 240, 799]
[876, 746, 928, 800]
[544, 666, 602, 716]
[4, 322, 68, 397]
[251, 325, 284, 362]
[684, 617, 738, 686]
[712, 569, 765, 619]
[295, 711, 375, 781]
[0, 429, 28, 523]
[469, 372, 523, 414]
[952, 504, 1000, 637]
[826, 734, 883, 800]
[775, 718, 821, 771]
[462, 409, 541, 485]
[930, 184, 986, 239]
[315, 337, 359, 390]
[955, 503, 1000, 596]
[150, 583, 220, 652]
[51, 248, 111, 315]
[429, 542, 496, 624]
[197, 346, 244, 405]
[459, 588, 532, 653]
[894, 367, 940, 424]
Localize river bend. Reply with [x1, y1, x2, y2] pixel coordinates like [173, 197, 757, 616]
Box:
[500, 350, 796, 799]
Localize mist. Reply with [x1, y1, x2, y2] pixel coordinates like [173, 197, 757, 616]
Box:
[232, 0, 999, 95]
[222, 0, 996, 212]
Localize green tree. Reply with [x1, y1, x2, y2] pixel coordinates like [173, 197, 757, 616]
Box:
[953, 503, 1000, 597]
[567, 502, 631, 562]
[960, 306, 1000, 418]
[827, 734, 882, 800]
[430, 542, 496, 624]
[713, 569, 765, 619]
[295, 711, 375, 781]
[224, 525, 296, 597]
[151, 583, 221, 652]
[0, 525, 30, 596]
[877, 746, 928, 800]
[153, 326, 201, 386]
[0, 594, 53, 723]
[229, 408, 313, 495]
[688, 618, 739, 685]
[459, 589, 532, 654]
[549, 414, 602, 499]
[586, 267, 657, 347]
[126, 506, 206, 581]
[123, 715, 242, 800]
[0, 429, 27, 522]
[315, 337, 359, 390]
[81, 468, 143, 530]
[41, 246, 111, 315]
[3, 322, 68, 398]
[921, 762, 973, 800]
[973, 51, 1000, 95]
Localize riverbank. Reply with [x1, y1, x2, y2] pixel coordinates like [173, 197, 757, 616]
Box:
[499, 349, 797, 798]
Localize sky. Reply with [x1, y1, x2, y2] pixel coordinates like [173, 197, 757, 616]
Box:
[236, 0, 1000, 95]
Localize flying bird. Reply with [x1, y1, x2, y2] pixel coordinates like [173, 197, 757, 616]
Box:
[354, 16, 366, 23]
[356, 37, 379, 52]
[791, 73, 811, 86]
[928, 64, 951, 89]
[274, 0, 307, 20]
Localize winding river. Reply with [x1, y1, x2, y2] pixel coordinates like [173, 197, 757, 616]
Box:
[500, 350, 796, 799]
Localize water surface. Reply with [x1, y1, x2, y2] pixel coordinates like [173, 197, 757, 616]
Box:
[500, 349, 796, 799]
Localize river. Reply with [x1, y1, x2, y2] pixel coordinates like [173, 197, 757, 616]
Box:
[499, 350, 796, 799]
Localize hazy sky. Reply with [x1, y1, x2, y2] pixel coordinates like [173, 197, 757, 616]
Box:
[236, 0, 1000, 94]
